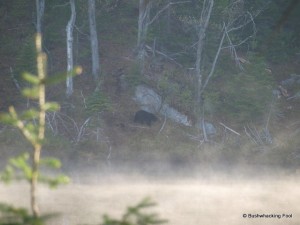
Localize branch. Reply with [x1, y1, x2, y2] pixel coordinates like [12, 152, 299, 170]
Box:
[75, 117, 91, 143]
[159, 114, 167, 134]
[200, 23, 226, 94]
[223, 24, 243, 70]
[145, 45, 182, 67]
[52, 2, 69, 9]
[8, 106, 37, 146]
[80, 91, 87, 109]
[219, 11, 257, 70]
[244, 126, 258, 145]
[226, 11, 257, 33]
[219, 122, 240, 136]
[200, 0, 214, 29]
[221, 35, 254, 50]
[148, 1, 191, 26]
[10, 67, 21, 92]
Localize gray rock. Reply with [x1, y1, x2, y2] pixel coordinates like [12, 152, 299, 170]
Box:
[133, 85, 162, 113]
[133, 85, 192, 126]
[160, 104, 192, 126]
[195, 121, 217, 136]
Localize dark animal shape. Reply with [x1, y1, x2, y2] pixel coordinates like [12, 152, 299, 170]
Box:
[134, 110, 157, 126]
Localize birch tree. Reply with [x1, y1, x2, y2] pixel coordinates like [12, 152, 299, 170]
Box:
[88, 0, 100, 81]
[137, 0, 190, 68]
[194, 0, 214, 141]
[137, 0, 152, 63]
[66, 0, 76, 97]
[186, 0, 257, 141]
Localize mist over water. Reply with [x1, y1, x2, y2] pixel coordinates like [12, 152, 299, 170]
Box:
[1, 161, 300, 225]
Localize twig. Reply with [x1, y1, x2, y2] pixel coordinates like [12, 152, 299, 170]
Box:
[52, 2, 69, 9]
[145, 45, 182, 67]
[148, 1, 191, 26]
[244, 126, 258, 145]
[10, 67, 21, 92]
[245, 124, 264, 145]
[75, 117, 91, 143]
[200, 24, 226, 94]
[219, 122, 240, 136]
[80, 91, 87, 109]
[159, 114, 167, 134]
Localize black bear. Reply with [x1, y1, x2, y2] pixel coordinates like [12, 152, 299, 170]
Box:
[134, 110, 158, 126]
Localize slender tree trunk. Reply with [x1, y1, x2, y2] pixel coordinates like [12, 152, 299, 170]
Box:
[195, 0, 214, 104]
[137, 1, 189, 69]
[31, 34, 46, 218]
[36, 0, 45, 34]
[137, 0, 152, 64]
[88, 0, 100, 81]
[66, 0, 76, 97]
[194, 0, 214, 142]
[32, 1, 45, 212]
[166, 0, 171, 34]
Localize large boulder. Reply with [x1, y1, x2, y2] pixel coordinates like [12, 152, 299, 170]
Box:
[160, 104, 192, 126]
[133, 85, 162, 113]
[133, 85, 192, 126]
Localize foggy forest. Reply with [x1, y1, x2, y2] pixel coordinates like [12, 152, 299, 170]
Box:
[0, 0, 300, 225]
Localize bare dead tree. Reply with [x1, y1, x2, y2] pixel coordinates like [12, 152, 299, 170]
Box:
[137, 0, 152, 64]
[66, 0, 76, 97]
[188, 0, 257, 142]
[137, 0, 191, 67]
[88, 0, 100, 81]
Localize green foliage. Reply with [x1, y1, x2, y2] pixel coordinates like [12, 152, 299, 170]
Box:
[126, 63, 144, 88]
[99, 198, 167, 225]
[15, 35, 37, 82]
[0, 153, 69, 188]
[157, 74, 178, 98]
[43, 0, 71, 48]
[204, 54, 274, 125]
[157, 72, 193, 113]
[0, 203, 56, 225]
[264, 32, 298, 63]
[0, 34, 77, 218]
[0, 1, 33, 57]
[45, 67, 83, 86]
[1, 153, 32, 182]
[211, 54, 274, 125]
[86, 90, 112, 115]
[251, 0, 300, 62]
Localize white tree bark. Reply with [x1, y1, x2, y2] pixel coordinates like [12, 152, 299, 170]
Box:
[137, 0, 190, 67]
[195, 0, 214, 104]
[193, 0, 257, 142]
[88, 0, 100, 81]
[66, 0, 76, 97]
[137, 0, 152, 62]
[36, 0, 45, 34]
[193, 0, 214, 142]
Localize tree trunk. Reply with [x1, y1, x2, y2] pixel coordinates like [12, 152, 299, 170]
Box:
[166, 0, 171, 34]
[195, 0, 214, 104]
[88, 0, 100, 81]
[66, 0, 76, 97]
[35, 0, 45, 34]
[31, 34, 46, 218]
[137, 0, 152, 64]
[194, 0, 214, 142]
